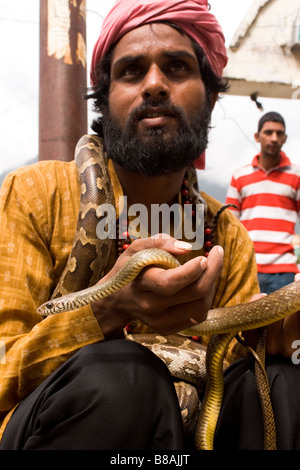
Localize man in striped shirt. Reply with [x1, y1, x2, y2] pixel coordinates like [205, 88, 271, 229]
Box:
[226, 111, 300, 294]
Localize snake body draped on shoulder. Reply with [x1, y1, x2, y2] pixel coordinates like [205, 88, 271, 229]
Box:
[51, 134, 114, 299]
[38, 134, 300, 450]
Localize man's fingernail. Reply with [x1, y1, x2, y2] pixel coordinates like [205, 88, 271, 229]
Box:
[217, 246, 224, 257]
[174, 240, 192, 250]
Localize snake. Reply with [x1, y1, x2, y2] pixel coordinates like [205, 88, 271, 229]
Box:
[37, 134, 300, 449]
[38, 259, 300, 448]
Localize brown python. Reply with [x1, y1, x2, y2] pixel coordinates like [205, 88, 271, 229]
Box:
[37, 134, 300, 449]
[50, 134, 115, 299]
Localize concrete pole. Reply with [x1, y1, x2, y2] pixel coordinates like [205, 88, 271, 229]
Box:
[39, 0, 87, 161]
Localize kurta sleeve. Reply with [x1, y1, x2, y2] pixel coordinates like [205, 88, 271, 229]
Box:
[0, 161, 104, 439]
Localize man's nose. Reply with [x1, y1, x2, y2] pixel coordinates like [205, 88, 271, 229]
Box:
[141, 65, 170, 100]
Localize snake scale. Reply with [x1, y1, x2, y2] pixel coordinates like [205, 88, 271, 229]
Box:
[37, 134, 300, 450]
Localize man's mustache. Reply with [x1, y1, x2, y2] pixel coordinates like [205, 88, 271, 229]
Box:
[129, 101, 185, 124]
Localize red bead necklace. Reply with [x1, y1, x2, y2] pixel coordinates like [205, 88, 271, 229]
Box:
[116, 173, 214, 256]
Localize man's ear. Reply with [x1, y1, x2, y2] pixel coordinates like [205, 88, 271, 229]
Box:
[254, 132, 260, 143]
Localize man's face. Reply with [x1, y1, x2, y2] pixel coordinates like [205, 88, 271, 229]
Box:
[102, 23, 214, 176]
[255, 121, 287, 158]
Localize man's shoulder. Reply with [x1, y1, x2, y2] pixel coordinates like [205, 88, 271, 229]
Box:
[3, 160, 78, 189]
[0, 160, 80, 210]
[199, 191, 222, 212]
[230, 162, 254, 179]
[200, 191, 252, 259]
[200, 191, 242, 227]
[285, 162, 300, 176]
[10, 159, 77, 176]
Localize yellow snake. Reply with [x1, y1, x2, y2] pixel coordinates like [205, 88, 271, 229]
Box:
[37, 135, 300, 449]
[37, 249, 300, 449]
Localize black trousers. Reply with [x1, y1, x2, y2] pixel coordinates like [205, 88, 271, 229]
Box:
[0, 340, 184, 450]
[2, 340, 300, 451]
[215, 355, 300, 450]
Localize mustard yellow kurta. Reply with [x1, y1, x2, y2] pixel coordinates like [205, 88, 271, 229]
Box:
[0, 159, 259, 440]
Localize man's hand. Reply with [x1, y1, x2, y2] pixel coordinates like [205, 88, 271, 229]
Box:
[91, 235, 224, 339]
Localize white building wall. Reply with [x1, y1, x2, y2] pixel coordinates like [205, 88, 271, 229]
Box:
[224, 0, 300, 98]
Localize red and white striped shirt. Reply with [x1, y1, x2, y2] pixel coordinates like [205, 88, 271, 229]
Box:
[226, 152, 300, 273]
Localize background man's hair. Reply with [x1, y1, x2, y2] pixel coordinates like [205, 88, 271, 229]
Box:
[258, 112, 286, 133]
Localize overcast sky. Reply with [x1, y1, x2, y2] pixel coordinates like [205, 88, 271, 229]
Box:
[0, 0, 299, 200]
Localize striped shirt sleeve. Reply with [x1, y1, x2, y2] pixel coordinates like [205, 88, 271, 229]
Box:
[225, 175, 241, 219]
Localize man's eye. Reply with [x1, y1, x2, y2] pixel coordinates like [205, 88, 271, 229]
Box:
[122, 65, 141, 76]
[167, 61, 188, 73]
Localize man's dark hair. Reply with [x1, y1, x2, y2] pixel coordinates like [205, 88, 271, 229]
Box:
[258, 112, 286, 133]
[85, 21, 229, 136]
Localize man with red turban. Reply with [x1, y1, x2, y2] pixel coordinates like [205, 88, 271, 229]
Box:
[90, 0, 228, 170]
[1, 0, 300, 451]
[91, 0, 228, 82]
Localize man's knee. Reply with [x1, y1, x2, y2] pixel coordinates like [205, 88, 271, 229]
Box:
[70, 339, 172, 390]
[0, 339, 183, 450]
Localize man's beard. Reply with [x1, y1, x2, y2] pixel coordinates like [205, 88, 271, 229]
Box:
[101, 97, 212, 176]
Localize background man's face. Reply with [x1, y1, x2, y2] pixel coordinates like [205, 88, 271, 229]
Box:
[255, 122, 287, 158]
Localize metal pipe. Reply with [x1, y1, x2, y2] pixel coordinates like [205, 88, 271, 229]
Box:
[39, 0, 87, 161]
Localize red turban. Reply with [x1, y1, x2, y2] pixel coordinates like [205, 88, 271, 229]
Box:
[90, 0, 228, 169]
